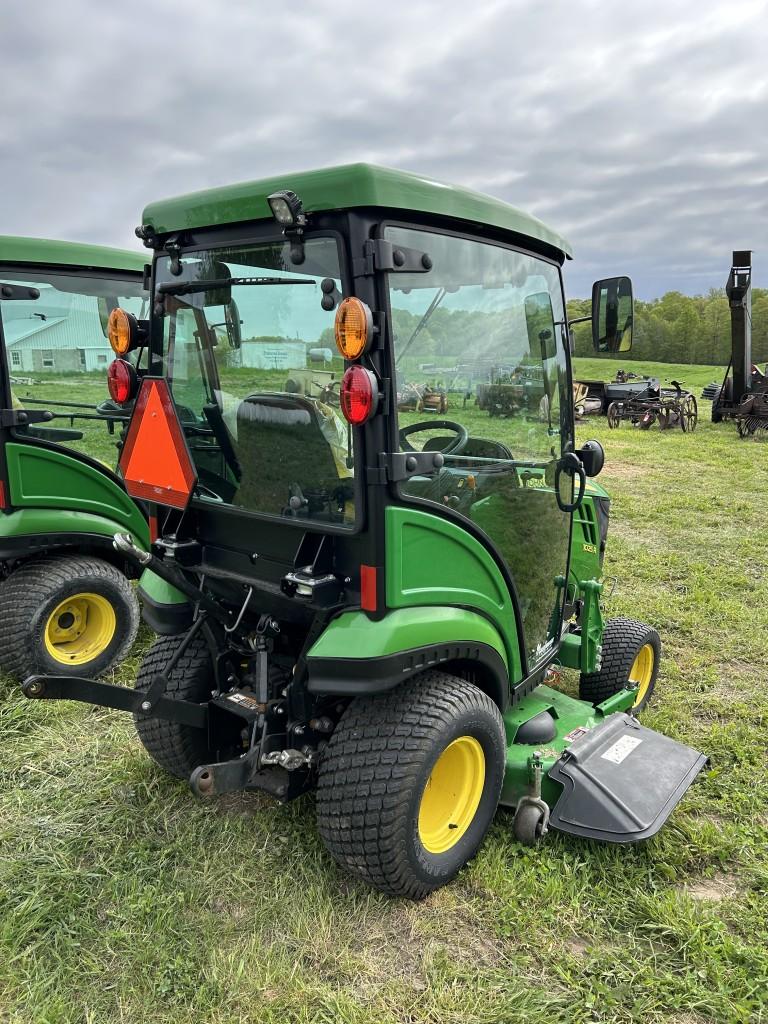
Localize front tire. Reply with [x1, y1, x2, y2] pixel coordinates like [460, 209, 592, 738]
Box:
[316, 672, 505, 899]
[579, 617, 661, 713]
[0, 554, 139, 680]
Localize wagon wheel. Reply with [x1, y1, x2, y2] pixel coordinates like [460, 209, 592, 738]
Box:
[607, 401, 621, 429]
[680, 395, 698, 432]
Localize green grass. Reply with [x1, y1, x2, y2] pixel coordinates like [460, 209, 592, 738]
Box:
[1, 358, 767, 1022]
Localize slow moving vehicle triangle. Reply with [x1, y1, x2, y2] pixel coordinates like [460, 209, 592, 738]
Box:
[118, 377, 197, 509]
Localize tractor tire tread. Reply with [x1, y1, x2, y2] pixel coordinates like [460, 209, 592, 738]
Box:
[316, 671, 504, 899]
[0, 554, 139, 680]
[579, 616, 660, 708]
[133, 633, 214, 779]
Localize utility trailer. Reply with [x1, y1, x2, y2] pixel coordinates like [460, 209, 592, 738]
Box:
[21, 165, 706, 898]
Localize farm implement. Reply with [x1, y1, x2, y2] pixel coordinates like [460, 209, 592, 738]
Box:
[707, 251, 768, 438]
[606, 378, 698, 431]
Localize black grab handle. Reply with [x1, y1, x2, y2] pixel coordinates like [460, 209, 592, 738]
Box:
[555, 452, 587, 513]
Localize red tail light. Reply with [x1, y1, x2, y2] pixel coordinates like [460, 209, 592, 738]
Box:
[340, 365, 379, 425]
[107, 358, 138, 404]
[360, 564, 377, 612]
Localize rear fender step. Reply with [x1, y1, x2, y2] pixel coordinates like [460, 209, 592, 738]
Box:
[548, 712, 707, 843]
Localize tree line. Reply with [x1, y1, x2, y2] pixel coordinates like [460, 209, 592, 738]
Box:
[568, 288, 768, 366]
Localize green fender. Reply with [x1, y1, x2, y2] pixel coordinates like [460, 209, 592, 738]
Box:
[0, 507, 148, 550]
[306, 607, 512, 708]
[384, 506, 523, 682]
[5, 442, 148, 541]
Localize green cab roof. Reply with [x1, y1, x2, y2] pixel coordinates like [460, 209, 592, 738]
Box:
[0, 236, 146, 274]
[142, 163, 573, 260]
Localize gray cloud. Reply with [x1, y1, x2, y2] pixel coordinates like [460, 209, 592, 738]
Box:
[1, 0, 766, 298]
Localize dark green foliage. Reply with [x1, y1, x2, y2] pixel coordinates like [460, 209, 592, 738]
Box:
[569, 287, 768, 366]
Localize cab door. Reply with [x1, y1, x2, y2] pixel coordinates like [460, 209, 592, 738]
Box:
[386, 226, 573, 672]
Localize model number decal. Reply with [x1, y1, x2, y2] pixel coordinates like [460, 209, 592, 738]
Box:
[601, 735, 642, 764]
[582, 543, 597, 554]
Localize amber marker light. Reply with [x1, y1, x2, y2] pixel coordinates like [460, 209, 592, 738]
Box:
[107, 307, 138, 355]
[334, 297, 373, 360]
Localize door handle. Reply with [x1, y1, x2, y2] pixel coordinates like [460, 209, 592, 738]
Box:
[555, 451, 586, 512]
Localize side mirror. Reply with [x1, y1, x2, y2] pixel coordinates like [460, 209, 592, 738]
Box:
[225, 298, 242, 349]
[592, 276, 633, 353]
[525, 292, 557, 361]
[577, 439, 605, 477]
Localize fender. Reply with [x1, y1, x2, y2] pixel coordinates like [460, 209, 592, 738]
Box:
[306, 606, 512, 709]
[0, 507, 148, 557]
[5, 442, 148, 541]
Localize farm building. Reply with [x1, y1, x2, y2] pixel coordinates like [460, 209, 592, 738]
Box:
[2, 286, 113, 373]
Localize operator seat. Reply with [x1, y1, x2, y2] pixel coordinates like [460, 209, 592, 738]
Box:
[233, 392, 351, 521]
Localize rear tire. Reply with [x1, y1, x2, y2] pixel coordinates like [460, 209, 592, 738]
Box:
[316, 671, 505, 899]
[133, 633, 216, 778]
[0, 554, 139, 680]
[579, 617, 661, 713]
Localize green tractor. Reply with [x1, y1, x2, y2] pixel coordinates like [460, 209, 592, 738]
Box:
[22, 166, 706, 897]
[0, 237, 149, 679]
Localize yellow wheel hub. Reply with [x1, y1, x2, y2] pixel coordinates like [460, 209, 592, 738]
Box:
[418, 735, 485, 854]
[630, 644, 655, 706]
[43, 593, 117, 666]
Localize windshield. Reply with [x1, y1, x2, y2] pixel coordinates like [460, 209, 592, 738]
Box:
[0, 267, 147, 462]
[155, 237, 354, 526]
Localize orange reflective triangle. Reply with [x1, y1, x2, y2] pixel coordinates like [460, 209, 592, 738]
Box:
[119, 377, 197, 510]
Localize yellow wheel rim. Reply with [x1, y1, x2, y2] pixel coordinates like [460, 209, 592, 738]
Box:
[418, 736, 485, 854]
[630, 644, 655, 706]
[43, 593, 117, 666]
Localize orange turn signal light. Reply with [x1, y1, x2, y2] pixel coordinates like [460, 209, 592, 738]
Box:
[108, 307, 139, 356]
[334, 297, 373, 360]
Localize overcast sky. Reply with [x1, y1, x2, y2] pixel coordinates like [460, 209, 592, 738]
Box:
[1, 0, 766, 299]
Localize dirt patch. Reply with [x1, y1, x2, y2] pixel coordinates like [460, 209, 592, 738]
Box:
[602, 463, 646, 482]
[683, 873, 739, 902]
[564, 936, 591, 957]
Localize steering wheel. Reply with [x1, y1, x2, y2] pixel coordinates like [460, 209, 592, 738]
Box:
[399, 419, 469, 456]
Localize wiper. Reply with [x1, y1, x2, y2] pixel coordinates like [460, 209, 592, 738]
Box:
[157, 277, 314, 296]
[395, 287, 446, 367]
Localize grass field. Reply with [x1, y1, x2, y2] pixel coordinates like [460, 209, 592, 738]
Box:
[1, 358, 767, 1023]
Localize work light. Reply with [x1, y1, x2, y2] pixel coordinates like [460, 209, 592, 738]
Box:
[267, 190, 306, 227]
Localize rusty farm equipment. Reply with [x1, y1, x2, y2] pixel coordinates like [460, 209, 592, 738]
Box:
[606, 379, 698, 432]
[707, 251, 768, 438]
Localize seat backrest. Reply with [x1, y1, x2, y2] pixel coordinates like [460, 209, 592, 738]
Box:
[233, 393, 346, 517]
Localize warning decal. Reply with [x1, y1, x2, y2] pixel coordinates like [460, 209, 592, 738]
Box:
[601, 734, 642, 765]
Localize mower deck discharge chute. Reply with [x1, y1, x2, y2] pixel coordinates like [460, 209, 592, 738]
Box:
[22, 165, 706, 898]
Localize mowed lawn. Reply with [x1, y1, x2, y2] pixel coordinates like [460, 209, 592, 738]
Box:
[1, 359, 767, 1023]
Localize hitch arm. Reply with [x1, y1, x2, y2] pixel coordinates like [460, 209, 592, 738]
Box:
[22, 674, 207, 729]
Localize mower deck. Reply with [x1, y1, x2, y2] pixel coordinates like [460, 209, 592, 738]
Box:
[501, 683, 706, 842]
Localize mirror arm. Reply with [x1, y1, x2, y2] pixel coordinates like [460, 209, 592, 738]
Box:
[567, 315, 591, 326]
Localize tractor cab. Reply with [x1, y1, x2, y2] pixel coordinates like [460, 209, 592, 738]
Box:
[22, 166, 706, 898]
[0, 237, 150, 679]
